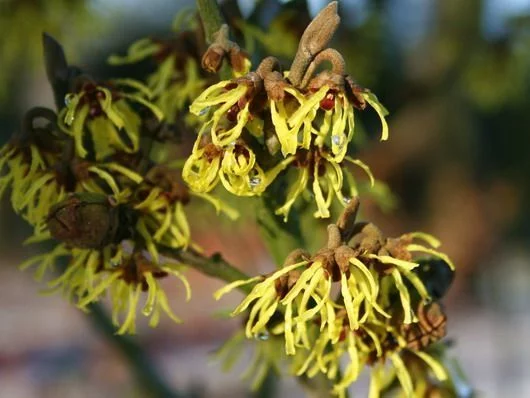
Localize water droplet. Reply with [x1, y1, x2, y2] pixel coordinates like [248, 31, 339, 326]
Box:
[332, 135, 341, 145]
[142, 305, 154, 316]
[64, 94, 75, 107]
[198, 106, 210, 116]
[229, 141, 236, 147]
[255, 330, 269, 341]
[249, 177, 261, 187]
[343, 197, 351, 204]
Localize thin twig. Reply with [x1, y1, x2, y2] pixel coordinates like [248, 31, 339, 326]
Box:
[160, 246, 253, 293]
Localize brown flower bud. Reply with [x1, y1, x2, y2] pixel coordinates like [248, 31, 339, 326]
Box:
[228, 47, 249, 75]
[263, 71, 287, 101]
[47, 192, 123, 249]
[402, 302, 447, 350]
[334, 245, 356, 274]
[201, 44, 225, 73]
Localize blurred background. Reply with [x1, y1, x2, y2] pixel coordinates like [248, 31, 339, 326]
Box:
[1, 0, 530, 396]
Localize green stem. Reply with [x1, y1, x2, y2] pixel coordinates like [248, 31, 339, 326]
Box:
[197, 0, 224, 43]
[160, 247, 253, 293]
[87, 302, 183, 398]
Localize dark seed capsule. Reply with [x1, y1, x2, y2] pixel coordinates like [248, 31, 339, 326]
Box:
[47, 192, 121, 249]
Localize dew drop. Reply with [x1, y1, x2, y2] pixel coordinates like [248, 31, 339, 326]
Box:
[198, 106, 210, 116]
[343, 196, 351, 204]
[255, 330, 269, 341]
[142, 305, 154, 316]
[249, 177, 261, 187]
[332, 135, 341, 145]
[64, 94, 75, 106]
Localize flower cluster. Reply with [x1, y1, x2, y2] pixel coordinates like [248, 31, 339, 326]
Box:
[0, 34, 234, 334]
[58, 78, 163, 160]
[19, 174, 226, 333]
[184, 2, 388, 219]
[215, 198, 456, 396]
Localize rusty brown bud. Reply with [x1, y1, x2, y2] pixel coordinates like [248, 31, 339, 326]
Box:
[336, 197, 360, 242]
[47, 192, 124, 249]
[345, 75, 368, 110]
[334, 245, 356, 274]
[201, 44, 225, 73]
[402, 302, 447, 350]
[228, 47, 249, 74]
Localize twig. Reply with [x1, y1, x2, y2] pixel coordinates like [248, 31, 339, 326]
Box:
[160, 246, 254, 293]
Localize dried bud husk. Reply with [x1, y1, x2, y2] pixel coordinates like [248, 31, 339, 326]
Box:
[47, 192, 133, 249]
[228, 47, 250, 75]
[402, 302, 447, 350]
[201, 44, 225, 73]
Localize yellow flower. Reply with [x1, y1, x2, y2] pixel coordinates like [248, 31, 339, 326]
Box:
[215, 260, 314, 355]
[270, 75, 389, 161]
[0, 143, 64, 228]
[110, 36, 208, 124]
[189, 80, 253, 146]
[183, 136, 293, 197]
[21, 241, 191, 335]
[1, 141, 141, 233]
[366, 350, 449, 398]
[275, 149, 375, 220]
[134, 165, 238, 263]
[58, 80, 163, 159]
[182, 139, 223, 193]
[154, 58, 207, 123]
[215, 211, 454, 361]
[76, 251, 191, 334]
[291, 313, 449, 398]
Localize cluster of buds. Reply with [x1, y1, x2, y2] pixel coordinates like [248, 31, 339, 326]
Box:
[216, 198, 456, 396]
[183, 2, 388, 219]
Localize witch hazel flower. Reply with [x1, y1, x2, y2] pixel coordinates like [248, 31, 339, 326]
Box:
[215, 198, 455, 355]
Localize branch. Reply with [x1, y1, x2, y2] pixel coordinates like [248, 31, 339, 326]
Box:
[160, 246, 253, 293]
[196, 0, 224, 43]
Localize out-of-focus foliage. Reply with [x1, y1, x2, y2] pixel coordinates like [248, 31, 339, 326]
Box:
[0, 0, 111, 105]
